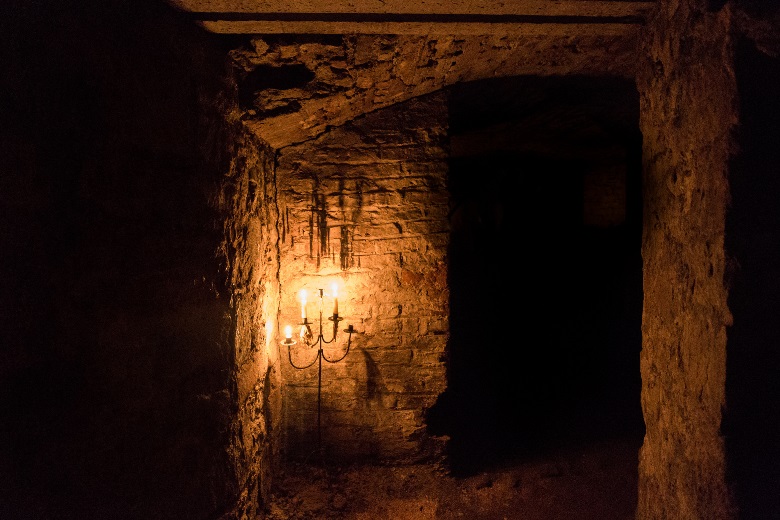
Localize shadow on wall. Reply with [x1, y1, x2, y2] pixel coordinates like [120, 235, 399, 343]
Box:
[361, 349, 385, 402]
[724, 36, 780, 520]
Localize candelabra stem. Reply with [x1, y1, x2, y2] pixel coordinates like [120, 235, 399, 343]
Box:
[317, 347, 322, 455]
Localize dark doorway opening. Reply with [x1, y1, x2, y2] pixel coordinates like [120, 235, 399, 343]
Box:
[724, 36, 780, 520]
[427, 76, 645, 476]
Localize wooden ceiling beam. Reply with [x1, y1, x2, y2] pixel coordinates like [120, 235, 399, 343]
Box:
[196, 21, 641, 35]
[167, 0, 655, 33]
[168, 0, 654, 17]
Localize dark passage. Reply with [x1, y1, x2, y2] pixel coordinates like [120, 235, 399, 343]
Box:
[428, 76, 645, 476]
[724, 36, 780, 520]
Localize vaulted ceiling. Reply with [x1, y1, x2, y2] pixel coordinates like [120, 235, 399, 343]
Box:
[167, 0, 655, 149]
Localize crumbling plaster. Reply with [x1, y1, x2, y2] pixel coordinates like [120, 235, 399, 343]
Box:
[228, 33, 641, 148]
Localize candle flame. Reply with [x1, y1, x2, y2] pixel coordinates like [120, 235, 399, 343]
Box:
[331, 282, 338, 298]
[299, 289, 307, 304]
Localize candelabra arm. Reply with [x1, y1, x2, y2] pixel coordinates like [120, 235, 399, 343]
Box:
[287, 335, 321, 370]
[321, 324, 354, 364]
[321, 314, 343, 344]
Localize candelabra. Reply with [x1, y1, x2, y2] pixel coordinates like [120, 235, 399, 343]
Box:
[281, 285, 356, 457]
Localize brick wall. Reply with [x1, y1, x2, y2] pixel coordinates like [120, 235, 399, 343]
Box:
[276, 92, 450, 462]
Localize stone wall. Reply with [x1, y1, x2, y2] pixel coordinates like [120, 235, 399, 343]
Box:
[212, 121, 282, 516]
[276, 92, 450, 462]
[636, 1, 737, 518]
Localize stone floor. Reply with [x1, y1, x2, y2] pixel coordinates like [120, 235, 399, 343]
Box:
[262, 436, 642, 520]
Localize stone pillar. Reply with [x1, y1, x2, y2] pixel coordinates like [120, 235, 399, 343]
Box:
[214, 127, 282, 518]
[636, 2, 737, 518]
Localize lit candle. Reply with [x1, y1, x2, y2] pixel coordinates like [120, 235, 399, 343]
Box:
[331, 282, 339, 316]
[299, 289, 307, 320]
[284, 325, 292, 340]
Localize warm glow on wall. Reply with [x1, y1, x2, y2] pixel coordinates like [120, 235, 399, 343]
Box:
[265, 319, 275, 346]
[263, 295, 279, 366]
